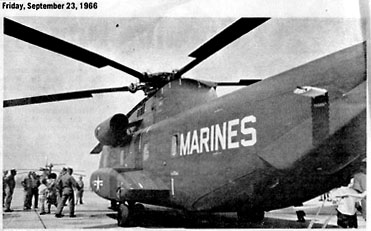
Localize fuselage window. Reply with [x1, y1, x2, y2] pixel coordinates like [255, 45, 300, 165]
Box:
[120, 150, 125, 166]
[171, 134, 179, 157]
[137, 103, 146, 117]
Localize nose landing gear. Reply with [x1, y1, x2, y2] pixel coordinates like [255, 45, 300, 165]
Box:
[117, 202, 145, 227]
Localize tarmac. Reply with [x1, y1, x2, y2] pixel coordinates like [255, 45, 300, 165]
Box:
[2, 188, 367, 229]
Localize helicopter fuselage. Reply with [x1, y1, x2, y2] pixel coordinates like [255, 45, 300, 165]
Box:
[90, 42, 366, 213]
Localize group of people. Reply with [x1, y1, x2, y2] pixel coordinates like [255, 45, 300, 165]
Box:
[3, 167, 85, 218]
[3, 162, 366, 226]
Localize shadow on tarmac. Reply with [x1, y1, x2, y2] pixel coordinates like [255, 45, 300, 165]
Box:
[4, 190, 346, 229]
[87, 209, 338, 229]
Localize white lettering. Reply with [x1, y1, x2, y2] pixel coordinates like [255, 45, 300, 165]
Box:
[180, 132, 191, 156]
[200, 127, 210, 153]
[177, 115, 257, 157]
[210, 125, 215, 151]
[215, 122, 227, 151]
[241, 115, 257, 146]
[228, 119, 239, 149]
[190, 130, 200, 154]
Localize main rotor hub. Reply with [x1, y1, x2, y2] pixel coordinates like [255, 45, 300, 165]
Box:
[142, 71, 177, 83]
[134, 71, 179, 95]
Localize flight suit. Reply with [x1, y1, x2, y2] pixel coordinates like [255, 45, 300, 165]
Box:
[55, 173, 80, 217]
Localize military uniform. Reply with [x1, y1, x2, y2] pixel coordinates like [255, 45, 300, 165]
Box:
[30, 173, 40, 208]
[46, 178, 57, 213]
[3, 170, 8, 207]
[4, 169, 17, 212]
[55, 168, 67, 205]
[21, 172, 33, 210]
[55, 170, 80, 217]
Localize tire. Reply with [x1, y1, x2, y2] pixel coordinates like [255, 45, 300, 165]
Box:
[133, 203, 145, 214]
[117, 203, 130, 227]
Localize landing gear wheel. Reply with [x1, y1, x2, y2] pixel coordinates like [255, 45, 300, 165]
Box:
[117, 203, 130, 227]
[133, 203, 145, 215]
[237, 209, 265, 223]
[117, 202, 145, 227]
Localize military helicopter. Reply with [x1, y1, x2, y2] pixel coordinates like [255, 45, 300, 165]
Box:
[3, 17, 366, 227]
[17, 158, 65, 176]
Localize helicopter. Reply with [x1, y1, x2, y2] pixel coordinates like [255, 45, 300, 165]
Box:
[3, 17, 366, 227]
[17, 157, 65, 176]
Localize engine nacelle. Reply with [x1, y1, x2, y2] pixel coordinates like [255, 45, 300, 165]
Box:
[95, 113, 129, 146]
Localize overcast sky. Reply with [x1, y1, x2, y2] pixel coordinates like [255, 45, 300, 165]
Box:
[1, 1, 366, 179]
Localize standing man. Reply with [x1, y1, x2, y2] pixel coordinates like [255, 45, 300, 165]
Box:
[332, 178, 366, 228]
[55, 168, 80, 218]
[75, 176, 84, 205]
[56, 167, 67, 205]
[3, 170, 9, 207]
[30, 172, 40, 209]
[21, 171, 33, 210]
[4, 169, 17, 212]
[46, 173, 58, 213]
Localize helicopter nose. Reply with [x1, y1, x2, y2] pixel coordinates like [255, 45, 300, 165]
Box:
[90, 168, 119, 200]
[95, 113, 129, 146]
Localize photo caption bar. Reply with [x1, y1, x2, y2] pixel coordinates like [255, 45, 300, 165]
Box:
[2, 1, 98, 11]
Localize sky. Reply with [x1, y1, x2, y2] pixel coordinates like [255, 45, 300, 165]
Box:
[1, 1, 367, 180]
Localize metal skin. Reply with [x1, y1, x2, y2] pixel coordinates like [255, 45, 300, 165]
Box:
[90, 42, 366, 219]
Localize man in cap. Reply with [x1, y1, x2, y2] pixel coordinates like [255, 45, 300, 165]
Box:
[4, 168, 17, 212]
[55, 167, 80, 218]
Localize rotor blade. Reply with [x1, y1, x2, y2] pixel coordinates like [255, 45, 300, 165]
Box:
[198, 79, 261, 88]
[50, 163, 66, 166]
[4, 18, 144, 80]
[177, 18, 270, 76]
[3, 86, 130, 107]
[216, 79, 261, 86]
